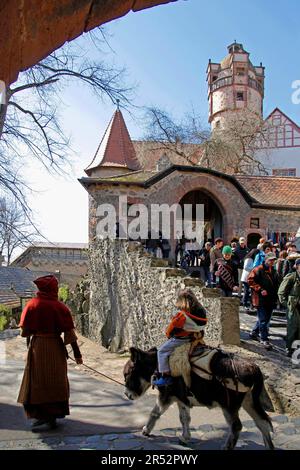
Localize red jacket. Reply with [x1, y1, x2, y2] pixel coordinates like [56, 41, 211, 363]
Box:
[166, 308, 207, 338]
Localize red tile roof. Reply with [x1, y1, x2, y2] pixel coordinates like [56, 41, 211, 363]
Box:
[80, 166, 300, 209]
[236, 175, 300, 207]
[85, 110, 141, 174]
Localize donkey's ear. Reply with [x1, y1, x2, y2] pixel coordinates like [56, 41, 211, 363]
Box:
[130, 347, 144, 362]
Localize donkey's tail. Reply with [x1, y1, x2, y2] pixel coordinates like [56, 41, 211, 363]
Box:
[250, 367, 273, 432]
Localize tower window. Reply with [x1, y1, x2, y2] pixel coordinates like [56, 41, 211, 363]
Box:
[236, 92, 244, 101]
[236, 67, 245, 76]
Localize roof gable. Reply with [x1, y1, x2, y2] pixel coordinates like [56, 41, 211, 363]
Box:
[265, 108, 300, 131]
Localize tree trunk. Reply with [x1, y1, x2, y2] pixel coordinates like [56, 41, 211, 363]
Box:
[0, 88, 10, 139]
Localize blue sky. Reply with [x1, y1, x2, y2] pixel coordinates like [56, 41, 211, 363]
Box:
[22, 0, 300, 248]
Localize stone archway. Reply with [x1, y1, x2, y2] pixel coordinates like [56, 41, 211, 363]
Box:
[247, 232, 261, 249]
[179, 189, 223, 243]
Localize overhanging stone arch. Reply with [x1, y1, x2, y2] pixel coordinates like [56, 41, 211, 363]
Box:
[1, 0, 177, 86]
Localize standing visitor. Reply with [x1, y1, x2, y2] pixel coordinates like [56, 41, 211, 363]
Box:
[253, 242, 272, 268]
[199, 242, 212, 287]
[248, 253, 279, 350]
[234, 237, 250, 296]
[210, 238, 224, 284]
[214, 246, 239, 297]
[240, 248, 260, 309]
[278, 258, 300, 357]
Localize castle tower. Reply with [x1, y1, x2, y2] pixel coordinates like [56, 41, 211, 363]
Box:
[85, 105, 141, 178]
[207, 42, 265, 130]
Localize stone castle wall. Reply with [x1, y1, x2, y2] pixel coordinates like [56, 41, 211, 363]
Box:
[75, 239, 240, 352]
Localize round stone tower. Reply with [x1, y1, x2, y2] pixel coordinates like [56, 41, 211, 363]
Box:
[207, 42, 265, 130]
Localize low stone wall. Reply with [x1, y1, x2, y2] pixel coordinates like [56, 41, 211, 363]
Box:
[74, 239, 240, 352]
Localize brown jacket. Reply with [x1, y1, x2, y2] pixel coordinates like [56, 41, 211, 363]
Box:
[248, 263, 279, 308]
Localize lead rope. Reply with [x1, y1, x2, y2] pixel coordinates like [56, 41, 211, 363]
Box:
[67, 354, 124, 387]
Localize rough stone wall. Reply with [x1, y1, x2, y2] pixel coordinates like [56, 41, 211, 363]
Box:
[84, 239, 240, 352]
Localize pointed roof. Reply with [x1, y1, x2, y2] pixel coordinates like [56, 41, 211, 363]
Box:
[85, 108, 141, 175]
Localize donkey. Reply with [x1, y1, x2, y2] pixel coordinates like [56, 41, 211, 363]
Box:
[123, 346, 274, 450]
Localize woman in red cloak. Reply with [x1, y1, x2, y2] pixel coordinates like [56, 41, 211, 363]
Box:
[17, 275, 83, 430]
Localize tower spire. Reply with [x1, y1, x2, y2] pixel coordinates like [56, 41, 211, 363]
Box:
[85, 107, 141, 176]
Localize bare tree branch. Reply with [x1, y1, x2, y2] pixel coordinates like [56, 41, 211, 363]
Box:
[144, 107, 270, 175]
[0, 196, 37, 265]
[0, 27, 134, 237]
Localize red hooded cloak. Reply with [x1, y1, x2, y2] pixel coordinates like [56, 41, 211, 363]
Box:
[19, 275, 74, 333]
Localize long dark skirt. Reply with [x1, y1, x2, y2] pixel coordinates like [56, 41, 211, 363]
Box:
[18, 335, 70, 420]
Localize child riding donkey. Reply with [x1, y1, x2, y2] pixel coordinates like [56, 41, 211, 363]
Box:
[152, 290, 208, 387]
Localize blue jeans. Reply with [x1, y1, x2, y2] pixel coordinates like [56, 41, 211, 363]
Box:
[252, 305, 273, 341]
[242, 282, 251, 307]
[201, 266, 212, 287]
[157, 337, 191, 373]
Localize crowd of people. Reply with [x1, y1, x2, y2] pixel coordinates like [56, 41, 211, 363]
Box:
[175, 235, 300, 355]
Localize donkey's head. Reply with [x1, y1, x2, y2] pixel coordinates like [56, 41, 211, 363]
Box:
[123, 347, 157, 400]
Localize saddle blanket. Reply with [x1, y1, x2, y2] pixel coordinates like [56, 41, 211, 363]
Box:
[169, 343, 251, 393]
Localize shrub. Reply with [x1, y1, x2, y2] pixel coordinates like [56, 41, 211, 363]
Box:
[0, 316, 8, 331]
[58, 284, 70, 303]
[0, 304, 10, 331]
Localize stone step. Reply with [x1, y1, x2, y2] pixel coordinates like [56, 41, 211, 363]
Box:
[200, 287, 222, 298]
[182, 277, 205, 287]
[150, 258, 170, 268]
[163, 267, 186, 278]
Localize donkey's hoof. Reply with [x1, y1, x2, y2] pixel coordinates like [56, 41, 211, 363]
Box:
[178, 437, 190, 447]
[142, 427, 151, 437]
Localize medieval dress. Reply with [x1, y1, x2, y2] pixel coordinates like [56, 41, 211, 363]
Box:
[17, 275, 79, 421]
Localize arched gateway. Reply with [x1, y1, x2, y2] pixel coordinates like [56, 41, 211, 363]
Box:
[179, 189, 223, 242]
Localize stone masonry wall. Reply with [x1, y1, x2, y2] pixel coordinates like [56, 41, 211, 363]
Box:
[83, 239, 240, 352]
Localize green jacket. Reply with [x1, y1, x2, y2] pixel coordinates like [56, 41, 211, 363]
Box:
[278, 272, 300, 313]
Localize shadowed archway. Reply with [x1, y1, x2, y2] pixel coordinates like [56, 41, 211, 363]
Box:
[179, 189, 223, 243]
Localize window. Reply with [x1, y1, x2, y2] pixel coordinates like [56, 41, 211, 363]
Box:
[212, 75, 218, 82]
[236, 92, 244, 101]
[236, 67, 245, 76]
[272, 168, 296, 177]
[250, 218, 260, 229]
